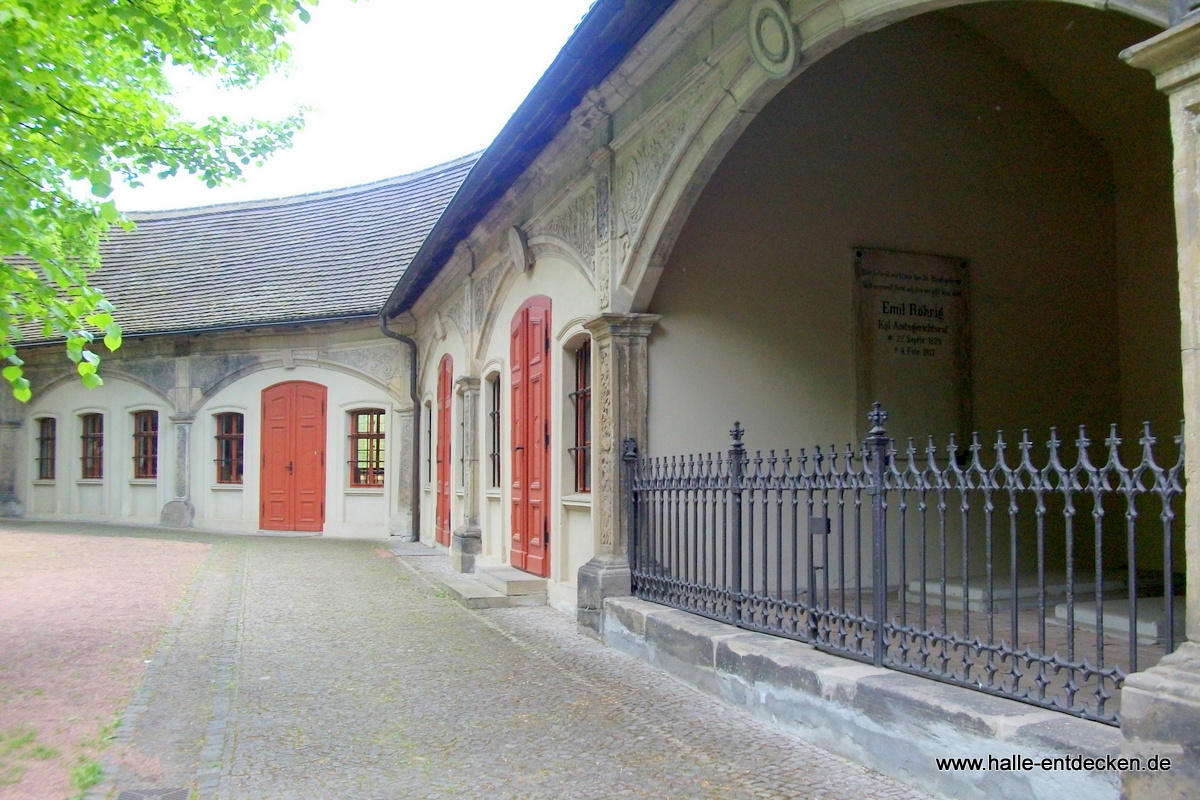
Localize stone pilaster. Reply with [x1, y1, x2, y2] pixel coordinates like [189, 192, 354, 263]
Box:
[0, 420, 23, 517]
[392, 407, 416, 540]
[577, 313, 660, 634]
[1120, 21, 1200, 796]
[451, 376, 481, 572]
[160, 414, 195, 527]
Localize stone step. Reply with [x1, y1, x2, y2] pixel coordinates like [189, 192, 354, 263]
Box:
[476, 565, 548, 596]
[1054, 596, 1185, 644]
[438, 576, 548, 610]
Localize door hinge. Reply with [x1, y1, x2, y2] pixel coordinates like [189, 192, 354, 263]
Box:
[544, 516, 549, 544]
[544, 419, 549, 448]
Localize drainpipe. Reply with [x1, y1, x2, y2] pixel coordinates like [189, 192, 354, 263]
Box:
[379, 310, 421, 541]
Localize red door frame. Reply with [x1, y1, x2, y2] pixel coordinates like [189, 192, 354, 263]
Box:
[435, 354, 453, 547]
[510, 296, 551, 577]
[260, 381, 327, 532]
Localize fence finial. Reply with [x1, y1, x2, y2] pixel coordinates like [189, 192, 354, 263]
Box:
[730, 421, 745, 450]
[622, 437, 638, 462]
[868, 402, 888, 436]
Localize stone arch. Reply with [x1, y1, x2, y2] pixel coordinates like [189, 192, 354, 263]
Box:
[618, 0, 1170, 313]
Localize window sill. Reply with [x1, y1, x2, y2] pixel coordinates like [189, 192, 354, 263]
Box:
[32, 479, 55, 486]
[128, 478, 157, 486]
[346, 487, 385, 496]
[75, 479, 103, 485]
[562, 493, 592, 509]
[211, 484, 244, 492]
[485, 489, 502, 499]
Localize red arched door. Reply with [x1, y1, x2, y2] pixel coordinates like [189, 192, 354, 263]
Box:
[510, 296, 551, 577]
[436, 354, 453, 547]
[260, 381, 327, 532]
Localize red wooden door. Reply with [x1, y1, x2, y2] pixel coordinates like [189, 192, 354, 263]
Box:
[510, 296, 551, 577]
[260, 381, 327, 532]
[436, 354, 453, 547]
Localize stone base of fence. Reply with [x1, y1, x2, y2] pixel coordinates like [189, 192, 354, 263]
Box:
[603, 597, 1123, 800]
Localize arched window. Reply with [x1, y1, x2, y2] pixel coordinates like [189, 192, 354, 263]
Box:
[132, 410, 158, 479]
[215, 412, 244, 484]
[569, 339, 591, 493]
[487, 374, 501, 489]
[36, 418, 56, 480]
[349, 409, 385, 487]
[80, 413, 103, 479]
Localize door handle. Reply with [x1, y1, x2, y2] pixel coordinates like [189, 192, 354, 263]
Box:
[514, 445, 525, 451]
[286, 461, 294, 474]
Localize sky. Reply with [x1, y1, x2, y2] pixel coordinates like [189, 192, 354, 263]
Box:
[112, 0, 597, 212]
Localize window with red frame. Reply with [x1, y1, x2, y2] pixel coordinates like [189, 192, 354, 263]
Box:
[349, 409, 385, 487]
[36, 418, 56, 480]
[568, 339, 591, 493]
[133, 410, 158, 479]
[215, 413, 244, 484]
[80, 413, 103, 479]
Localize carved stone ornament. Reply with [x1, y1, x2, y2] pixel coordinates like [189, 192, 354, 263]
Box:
[616, 81, 707, 263]
[320, 345, 401, 381]
[508, 225, 531, 274]
[748, 0, 798, 79]
[472, 260, 507, 328]
[536, 188, 597, 269]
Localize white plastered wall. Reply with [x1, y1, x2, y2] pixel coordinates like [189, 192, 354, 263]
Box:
[22, 375, 172, 524]
[192, 364, 400, 538]
[472, 253, 600, 614]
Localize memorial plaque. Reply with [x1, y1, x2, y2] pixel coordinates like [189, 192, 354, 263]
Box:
[854, 248, 970, 444]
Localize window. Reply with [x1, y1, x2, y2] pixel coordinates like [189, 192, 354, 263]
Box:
[488, 375, 501, 489]
[349, 409, 385, 487]
[80, 413, 103, 479]
[133, 410, 158, 479]
[215, 413, 244, 484]
[569, 339, 592, 493]
[36, 418, 56, 480]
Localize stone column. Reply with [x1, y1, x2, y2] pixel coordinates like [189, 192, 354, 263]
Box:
[392, 406, 416, 540]
[577, 313, 660, 635]
[451, 376, 481, 572]
[1121, 21, 1200, 797]
[160, 414, 195, 527]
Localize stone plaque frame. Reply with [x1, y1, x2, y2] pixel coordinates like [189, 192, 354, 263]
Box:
[853, 247, 972, 444]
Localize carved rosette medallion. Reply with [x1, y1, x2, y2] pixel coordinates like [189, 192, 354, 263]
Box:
[748, 0, 798, 79]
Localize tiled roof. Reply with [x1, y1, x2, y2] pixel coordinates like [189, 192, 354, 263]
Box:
[58, 153, 477, 340]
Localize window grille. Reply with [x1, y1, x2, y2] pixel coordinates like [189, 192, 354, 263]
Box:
[488, 375, 501, 489]
[133, 410, 158, 479]
[80, 413, 103, 479]
[569, 339, 592, 493]
[215, 412, 244, 484]
[36, 418, 56, 480]
[349, 409, 385, 487]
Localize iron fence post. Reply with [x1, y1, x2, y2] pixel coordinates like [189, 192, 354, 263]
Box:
[867, 403, 889, 668]
[729, 422, 745, 626]
[623, 437, 639, 584]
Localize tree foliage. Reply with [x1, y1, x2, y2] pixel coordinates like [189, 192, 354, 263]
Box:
[0, 0, 312, 400]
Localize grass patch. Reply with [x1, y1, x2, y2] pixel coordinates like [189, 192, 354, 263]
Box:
[69, 757, 102, 797]
[0, 724, 60, 788]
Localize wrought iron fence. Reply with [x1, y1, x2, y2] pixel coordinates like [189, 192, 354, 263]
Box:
[627, 404, 1185, 725]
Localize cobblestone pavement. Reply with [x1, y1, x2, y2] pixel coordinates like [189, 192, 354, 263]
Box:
[97, 532, 934, 800]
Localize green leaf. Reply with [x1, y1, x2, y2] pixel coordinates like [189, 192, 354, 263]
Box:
[2, 365, 20, 382]
[14, 380, 32, 403]
[80, 373, 103, 389]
